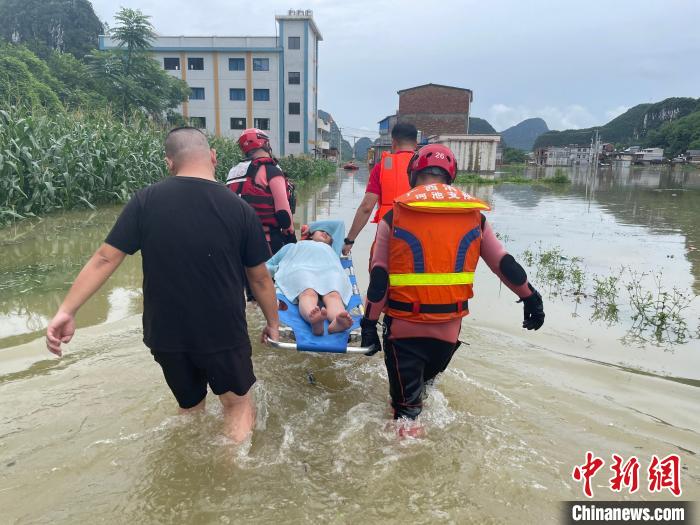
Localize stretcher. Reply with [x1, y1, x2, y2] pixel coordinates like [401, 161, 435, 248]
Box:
[268, 220, 375, 355]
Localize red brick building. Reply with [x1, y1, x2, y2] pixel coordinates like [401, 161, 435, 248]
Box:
[397, 83, 473, 136]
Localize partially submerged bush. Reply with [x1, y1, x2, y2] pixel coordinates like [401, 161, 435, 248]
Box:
[278, 156, 336, 181]
[520, 243, 697, 346]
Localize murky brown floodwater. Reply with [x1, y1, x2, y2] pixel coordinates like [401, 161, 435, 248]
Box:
[1, 166, 699, 523]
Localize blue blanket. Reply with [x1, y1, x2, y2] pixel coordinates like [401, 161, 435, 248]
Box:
[276, 221, 362, 353]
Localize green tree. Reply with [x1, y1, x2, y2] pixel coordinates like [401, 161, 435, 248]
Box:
[0, 55, 63, 111]
[644, 110, 700, 157]
[46, 50, 108, 108]
[111, 8, 156, 75]
[0, 0, 103, 58]
[88, 7, 189, 120]
[0, 44, 105, 110]
[503, 147, 527, 164]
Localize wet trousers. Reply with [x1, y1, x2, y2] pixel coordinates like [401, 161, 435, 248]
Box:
[383, 317, 459, 420]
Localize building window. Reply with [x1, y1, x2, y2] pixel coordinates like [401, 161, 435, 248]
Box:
[230, 117, 246, 130]
[163, 57, 180, 70]
[252, 58, 269, 71]
[254, 118, 270, 130]
[228, 57, 245, 71]
[189, 87, 205, 100]
[288, 72, 300, 85]
[288, 36, 301, 49]
[288, 102, 300, 115]
[229, 88, 246, 101]
[289, 131, 300, 144]
[253, 89, 270, 102]
[187, 57, 204, 70]
[189, 117, 206, 129]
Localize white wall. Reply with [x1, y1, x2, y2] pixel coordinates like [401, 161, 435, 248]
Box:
[107, 23, 320, 158]
[434, 135, 501, 172]
[281, 19, 307, 155]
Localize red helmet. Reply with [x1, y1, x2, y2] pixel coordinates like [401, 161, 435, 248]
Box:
[407, 144, 457, 187]
[238, 128, 270, 155]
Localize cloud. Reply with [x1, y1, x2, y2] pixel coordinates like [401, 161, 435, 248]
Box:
[488, 103, 600, 131]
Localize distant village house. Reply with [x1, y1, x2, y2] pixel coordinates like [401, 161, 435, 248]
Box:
[375, 83, 500, 172]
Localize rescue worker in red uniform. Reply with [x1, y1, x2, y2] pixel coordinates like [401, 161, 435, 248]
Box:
[227, 128, 296, 254]
[341, 123, 417, 256]
[360, 144, 545, 424]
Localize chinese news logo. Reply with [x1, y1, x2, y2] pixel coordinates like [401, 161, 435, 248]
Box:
[572, 451, 681, 498]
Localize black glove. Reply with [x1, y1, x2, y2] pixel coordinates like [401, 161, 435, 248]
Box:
[520, 284, 545, 330]
[360, 317, 381, 356]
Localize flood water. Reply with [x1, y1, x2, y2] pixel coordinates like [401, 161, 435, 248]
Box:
[1, 165, 699, 523]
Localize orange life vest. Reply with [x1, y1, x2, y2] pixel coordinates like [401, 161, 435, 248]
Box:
[372, 151, 413, 223]
[386, 183, 491, 323]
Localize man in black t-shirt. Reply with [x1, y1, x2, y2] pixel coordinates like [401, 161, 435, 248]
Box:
[46, 127, 279, 442]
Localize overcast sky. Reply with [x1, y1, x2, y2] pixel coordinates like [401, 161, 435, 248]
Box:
[92, 0, 699, 136]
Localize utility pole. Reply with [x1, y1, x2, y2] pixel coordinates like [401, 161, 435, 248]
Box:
[338, 127, 365, 161]
[337, 127, 342, 167]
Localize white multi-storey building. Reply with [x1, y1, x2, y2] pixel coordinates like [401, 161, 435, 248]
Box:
[99, 10, 322, 156]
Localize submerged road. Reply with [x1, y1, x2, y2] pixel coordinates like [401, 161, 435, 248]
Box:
[1, 166, 699, 523]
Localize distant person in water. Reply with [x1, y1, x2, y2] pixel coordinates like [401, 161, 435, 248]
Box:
[45, 127, 279, 443]
[266, 223, 354, 335]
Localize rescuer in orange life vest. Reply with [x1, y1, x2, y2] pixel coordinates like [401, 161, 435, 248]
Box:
[341, 122, 417, 256]
[227, 128, 296, 254]
[360, 144, 545, 425]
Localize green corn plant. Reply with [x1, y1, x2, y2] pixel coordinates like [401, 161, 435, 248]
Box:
[1, 104, 336, 226]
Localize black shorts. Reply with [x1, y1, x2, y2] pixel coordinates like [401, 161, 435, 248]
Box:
[151, 348, 256, 409]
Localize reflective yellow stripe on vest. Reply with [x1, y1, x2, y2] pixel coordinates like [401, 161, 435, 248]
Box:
[406, 201, 490, 210]
[389, 272, 475, 286]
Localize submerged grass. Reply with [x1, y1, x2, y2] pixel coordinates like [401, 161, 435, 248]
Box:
[455, 169, 570, 185]
[520, 243, 698, 346]
[591, 273, 622, 324]
[522, 244, 585, 298]
[624, 272, 694, 345]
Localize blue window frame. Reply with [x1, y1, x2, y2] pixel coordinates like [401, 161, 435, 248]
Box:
[189, 87, 205, 100]
[253, 58, 269, 71]
[229, 88, 246, 101]
[253, 89, 270, 102]
[228, 58, 244, 71]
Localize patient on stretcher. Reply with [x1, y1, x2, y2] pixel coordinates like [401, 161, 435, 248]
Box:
[266, 224, 354, 335]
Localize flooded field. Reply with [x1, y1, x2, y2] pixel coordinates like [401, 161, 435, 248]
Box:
[1, 165, 699, 523]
